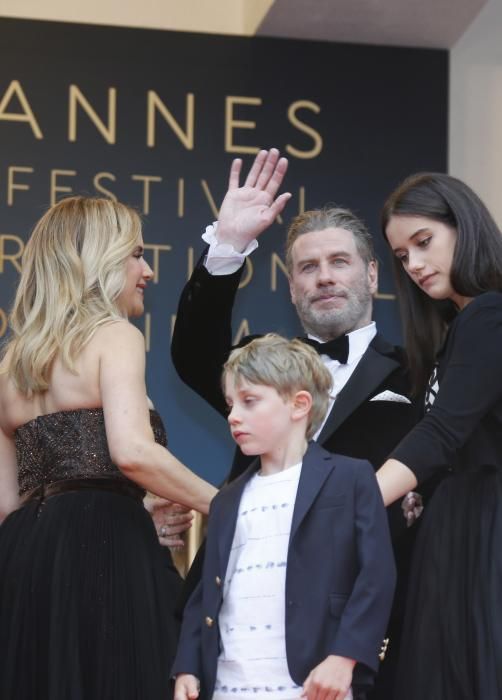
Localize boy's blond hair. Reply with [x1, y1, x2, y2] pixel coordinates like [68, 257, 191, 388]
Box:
[223, 334, 333, 440]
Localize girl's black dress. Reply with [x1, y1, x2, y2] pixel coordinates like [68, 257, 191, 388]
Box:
[0, 408, 182, 699]
[392, 293, 502, 699]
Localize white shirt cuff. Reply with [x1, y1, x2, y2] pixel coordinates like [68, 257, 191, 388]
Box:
[202, 222, 258, 276]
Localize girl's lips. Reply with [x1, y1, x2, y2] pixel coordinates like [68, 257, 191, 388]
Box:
[418, 273, 436, 288]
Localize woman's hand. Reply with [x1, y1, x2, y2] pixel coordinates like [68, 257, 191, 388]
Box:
[143, 495, 193, 549]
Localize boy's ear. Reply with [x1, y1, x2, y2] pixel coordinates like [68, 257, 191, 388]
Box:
[292, 390, 312, 421]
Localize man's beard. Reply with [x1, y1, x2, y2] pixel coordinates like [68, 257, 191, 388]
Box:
[294, 281, 372, 341]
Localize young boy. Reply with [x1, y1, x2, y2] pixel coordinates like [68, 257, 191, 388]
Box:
[172, 335, 396, 700]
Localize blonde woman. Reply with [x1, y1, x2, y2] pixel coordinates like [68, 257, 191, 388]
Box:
[0, 196, 216, 700]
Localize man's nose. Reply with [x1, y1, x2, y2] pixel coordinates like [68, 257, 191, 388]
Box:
[317, 262, 335, 285]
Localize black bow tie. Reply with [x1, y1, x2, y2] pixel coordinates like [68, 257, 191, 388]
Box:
[303, 335, 349, 364]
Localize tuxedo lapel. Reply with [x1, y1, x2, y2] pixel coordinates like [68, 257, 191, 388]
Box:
[290, 442, 334, 542]
[317, 336, 400, 444]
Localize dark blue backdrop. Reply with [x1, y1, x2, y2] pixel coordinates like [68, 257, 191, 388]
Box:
[0, 18, 448, 483]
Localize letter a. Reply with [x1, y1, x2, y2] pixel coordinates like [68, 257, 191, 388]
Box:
[0, 80, 43, 138]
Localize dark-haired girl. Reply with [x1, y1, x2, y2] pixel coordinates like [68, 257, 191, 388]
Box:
[376, 173, 502, 699]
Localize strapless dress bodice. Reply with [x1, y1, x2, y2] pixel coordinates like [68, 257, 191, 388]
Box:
[15, 407, 167, 495]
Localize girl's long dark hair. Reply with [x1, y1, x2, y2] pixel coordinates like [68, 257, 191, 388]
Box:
[382, 172, 502, 394]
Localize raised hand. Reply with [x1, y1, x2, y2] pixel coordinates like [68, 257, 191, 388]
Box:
[216, 148, 291, 252]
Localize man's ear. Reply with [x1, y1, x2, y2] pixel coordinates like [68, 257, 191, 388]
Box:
[368, 259, 378, 296]
[288, 275, 297, 305]
[292, 390, 312, 421]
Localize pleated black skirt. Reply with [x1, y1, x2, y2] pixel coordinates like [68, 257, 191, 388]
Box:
[0, 489, 182, 700]
[394, 465, 502, 700]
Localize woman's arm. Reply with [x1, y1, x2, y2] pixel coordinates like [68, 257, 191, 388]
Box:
[99, 321, 217, 514]
[376, 296, 502, 502]
[376, 458, 418, 506]
[0, 428, 19, 522]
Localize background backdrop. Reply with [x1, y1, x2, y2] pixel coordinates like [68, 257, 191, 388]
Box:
[0, 18, 448, 482]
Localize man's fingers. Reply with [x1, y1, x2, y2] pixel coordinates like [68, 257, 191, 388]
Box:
[228, 158, 243, 190]
[255, 148, 281, 190]
[269, 192, 292, 220]
[243, 149, 268, 187]
[264, 156, 289, 198]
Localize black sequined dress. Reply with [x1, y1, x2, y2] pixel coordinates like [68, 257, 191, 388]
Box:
[0, 409, 182, 700]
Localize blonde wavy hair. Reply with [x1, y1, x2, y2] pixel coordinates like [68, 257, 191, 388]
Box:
[223, 334, 333, 440]
[3, 196, 142, 395]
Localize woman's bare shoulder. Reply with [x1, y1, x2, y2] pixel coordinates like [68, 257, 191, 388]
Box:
[93, 320, 145, 347]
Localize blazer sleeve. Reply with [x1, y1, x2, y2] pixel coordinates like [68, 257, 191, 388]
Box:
[171, 250, 245, 417]
[331, 462, 397, 673]
[170, 577, 204, 679]
[391, 294, 502, 482]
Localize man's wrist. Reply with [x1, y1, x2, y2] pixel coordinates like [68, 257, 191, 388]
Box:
[202, 222, 258, 276]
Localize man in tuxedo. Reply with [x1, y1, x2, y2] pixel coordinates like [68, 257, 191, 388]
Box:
[171, 149, 422, 699]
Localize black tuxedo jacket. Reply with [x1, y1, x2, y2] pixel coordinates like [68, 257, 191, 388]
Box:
[171, 442, 396, 696]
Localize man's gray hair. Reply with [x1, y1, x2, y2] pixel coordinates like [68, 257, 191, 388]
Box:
[285, 206, 375, 272]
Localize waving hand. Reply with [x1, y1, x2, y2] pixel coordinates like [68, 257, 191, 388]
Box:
[216, 148, 291, 252]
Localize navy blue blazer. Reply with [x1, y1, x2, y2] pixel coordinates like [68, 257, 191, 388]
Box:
[172, 441, 396, 696]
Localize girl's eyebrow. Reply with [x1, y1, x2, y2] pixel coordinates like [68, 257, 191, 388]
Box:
[392, 228, 431, 253]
